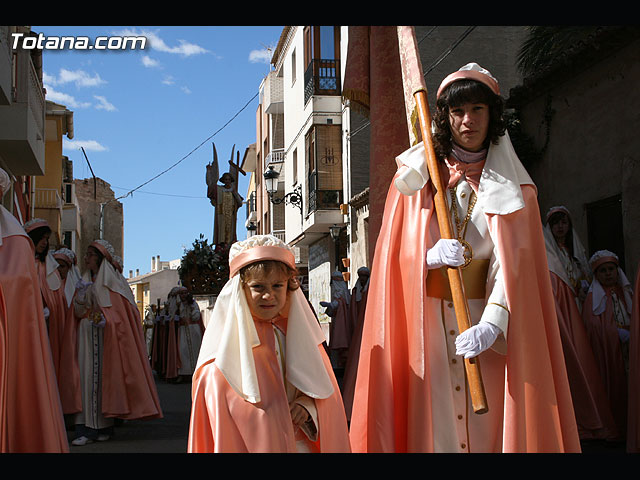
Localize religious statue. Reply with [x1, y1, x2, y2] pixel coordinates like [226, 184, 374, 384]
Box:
[206, 143, 245, 247]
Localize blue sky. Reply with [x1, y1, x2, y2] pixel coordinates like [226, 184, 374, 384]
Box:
[34, 25, 283, 277]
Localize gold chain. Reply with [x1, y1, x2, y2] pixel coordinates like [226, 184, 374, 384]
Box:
[449, 187, 477, 268]
[450, 187, 477, 238]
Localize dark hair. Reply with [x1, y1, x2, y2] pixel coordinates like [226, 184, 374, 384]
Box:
[240, 260, 300, 291]
[547, 211, 575, 257]
[27, 225, 52, 262]
[433, 79, 506, 161]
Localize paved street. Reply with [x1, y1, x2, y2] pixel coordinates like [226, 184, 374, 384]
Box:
[67, 374, 192, 454]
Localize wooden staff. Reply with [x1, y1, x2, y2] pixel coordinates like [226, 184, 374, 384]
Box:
[414, 90, 488, 414]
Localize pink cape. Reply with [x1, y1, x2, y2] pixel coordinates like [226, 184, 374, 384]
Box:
[0, 234, 68, 452]
[36, 260, 67, 380]
[550, 273, 618, 440]
[63, 289, 163, 421]
[349, 176, 580, 452]
[628, 264, 640, 452]
[583, 284, 630, 440]
[188, 316, 351, 453]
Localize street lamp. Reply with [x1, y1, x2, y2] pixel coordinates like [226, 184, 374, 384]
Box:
[329, 224, 342, 271]
[263, 165, 302, 211]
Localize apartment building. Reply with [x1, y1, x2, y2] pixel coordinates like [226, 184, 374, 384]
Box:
[252, 26, 345, 324]
[0, 26, 45, 223]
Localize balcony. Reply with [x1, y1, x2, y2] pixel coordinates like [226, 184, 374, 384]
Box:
[262, 70, 283, 115]
[308, 170, 342, 212]
[304, 59, 340, 105]
[0, 43, 45, 175]
[265, 149, 285, 171]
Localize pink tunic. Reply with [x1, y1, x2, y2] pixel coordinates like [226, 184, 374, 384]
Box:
[188, 315, 351, 453]
[64, 289, 163, 421]
[583, 284, 631, 439]
[550, 273, 618, 440]
[349, 179, 580, 452]
[0, 234, 68, 452]
[36, 259, 67, 379]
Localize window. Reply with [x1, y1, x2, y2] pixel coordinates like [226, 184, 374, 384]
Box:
[305, 124, 342, 212]
[291, 48, 296, 85]
[303, 26, 341, 104]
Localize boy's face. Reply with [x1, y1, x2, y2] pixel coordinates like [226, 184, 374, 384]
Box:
[595, 262, 618, 288]
[242, 269, 289, 321]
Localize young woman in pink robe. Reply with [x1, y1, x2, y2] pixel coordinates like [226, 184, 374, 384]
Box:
[583, 250, 633, 442]
[544, 207, 618, 441]
[69, 239, 162, 446]
[349, 63, 580, 453]
[0, 169, 68, 452]
[24, 218, 68, 380]
[188, 235, 351, 453]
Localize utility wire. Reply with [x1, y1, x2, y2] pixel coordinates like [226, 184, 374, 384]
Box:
[113, 91, 259, 202]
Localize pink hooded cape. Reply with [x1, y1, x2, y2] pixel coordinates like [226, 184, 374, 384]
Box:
[189, 236, 350, 453]
[349, 169, 580, 452]
[549, 274, 618, 440]
[583, 280, 631, 440]
[62, 272, 163, 421]
[189, 314, 350, 453]
[36, 258, 68, 379]
[0, 233, 68, 452]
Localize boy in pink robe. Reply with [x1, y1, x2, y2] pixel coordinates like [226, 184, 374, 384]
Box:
[583, 250, 633, 442]
[188, 235, 351, 452]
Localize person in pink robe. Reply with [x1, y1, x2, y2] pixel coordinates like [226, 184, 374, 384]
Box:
[544, 207, 618, 441]
[349, 63, 580, 453]
[188, 235, 351, 453]
[24, 218, 68, 380]
[0, 168, 68, 452]
[583, 250, 633, 443]
[69, 239, 162, 446]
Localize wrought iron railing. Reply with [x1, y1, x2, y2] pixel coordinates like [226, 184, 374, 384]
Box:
[307, 171, 342, 213]
[304, 59, 340, 104]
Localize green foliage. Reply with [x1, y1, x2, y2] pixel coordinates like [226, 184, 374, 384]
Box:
[178, 234, 229, 294]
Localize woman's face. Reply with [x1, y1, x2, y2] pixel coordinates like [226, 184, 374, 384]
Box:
[84, 247, 101, 275]
[56, 259, 70, 280]
[595, 262, 618, 288]
[551, 214, 571, 243]
[242, 269, 289, 321]
[448, 103, 490, 152]
[35, 231, 50, 254]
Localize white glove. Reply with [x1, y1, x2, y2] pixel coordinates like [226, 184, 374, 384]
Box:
[618, 328, 630, 343]
[455, 322, 501, 358]
[426, 239, 466, 269]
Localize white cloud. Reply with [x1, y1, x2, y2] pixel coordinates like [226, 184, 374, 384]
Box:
[249, 48, 273, 64]
[141, 55, 161, 68]
[94, 95, 117, 112]
[115, 28, 209, 57]
[64, 139, 108, 152]
[44, 85, 91, 109]
[180, 86, 191, 94]
[162, 75, 175, 86]
[48, 68, 106, 88]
